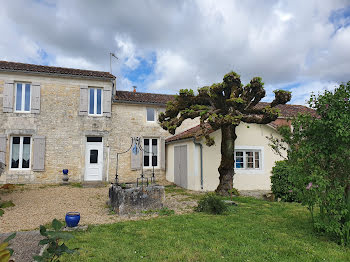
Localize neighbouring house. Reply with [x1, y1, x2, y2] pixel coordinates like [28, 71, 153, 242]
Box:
[165, 104, 316, 191]
[0, 60, 315, 191]
[0, 61, 178, 184]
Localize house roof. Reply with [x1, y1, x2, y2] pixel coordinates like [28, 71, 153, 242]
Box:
[114, 90, 174, 105]
[166, 104, 316, 143]
[113, 91, 317, 119]
[0, 60, 115, 80]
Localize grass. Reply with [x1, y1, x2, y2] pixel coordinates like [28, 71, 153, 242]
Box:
[61, 196, 350, 261]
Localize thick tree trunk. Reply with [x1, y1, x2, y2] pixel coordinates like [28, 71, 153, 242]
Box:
[215, 125, 237, 195]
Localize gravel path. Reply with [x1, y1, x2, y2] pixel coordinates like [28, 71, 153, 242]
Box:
[0, 184, 197, 233]
[0, 231, 44, 262]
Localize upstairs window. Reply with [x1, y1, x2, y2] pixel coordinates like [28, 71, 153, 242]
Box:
[144, 138, 158, 167]
[11, 136, 31, 169]
[89, 88, 102, 115]
[146, 108, 155, 122]
[15, 83, 31, 112]
[234, 150, 261, 169]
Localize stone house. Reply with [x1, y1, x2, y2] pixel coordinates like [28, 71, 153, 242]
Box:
[0, 61, 178, 184]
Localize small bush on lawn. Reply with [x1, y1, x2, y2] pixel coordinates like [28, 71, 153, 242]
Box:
[271, 161, 297, 202]
[33, 219, 77, 262]
[195, 193, 227, 215]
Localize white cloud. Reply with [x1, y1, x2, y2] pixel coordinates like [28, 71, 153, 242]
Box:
[0, 0, 349, 104]
[148, 51, 199, 92]
[290, 81, 339, 105]
[53, 56, 98, 70]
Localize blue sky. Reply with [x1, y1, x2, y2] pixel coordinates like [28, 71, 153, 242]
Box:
[0, 0, 349, 105]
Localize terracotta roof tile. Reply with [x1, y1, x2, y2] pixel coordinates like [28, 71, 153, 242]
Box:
[0, 60, 115, 79]
[114, 90, 174, 105]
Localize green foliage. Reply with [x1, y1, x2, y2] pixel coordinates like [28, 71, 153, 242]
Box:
[0, 201, 15, 209]
[228, 188, 240, 196]
[0, 199, 15, 217]
[33, 219, 77, 262]
[195, 193, 228, 214]
[271, 81, 350, 245]
[0, 233, 16, 262]
[271, 161, 297, 202]
[158, 207, 175, 216]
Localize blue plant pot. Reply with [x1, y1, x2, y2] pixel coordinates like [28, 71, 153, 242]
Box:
[63, 169, 69, 175]
[65, 212, 80, 227]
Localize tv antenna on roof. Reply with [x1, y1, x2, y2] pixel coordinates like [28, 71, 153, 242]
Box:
[109, 52, 118, 74]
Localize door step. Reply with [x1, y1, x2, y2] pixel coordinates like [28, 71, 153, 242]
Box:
[82, 181, 107, 188]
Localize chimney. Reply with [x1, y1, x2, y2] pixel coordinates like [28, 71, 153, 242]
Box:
[133, 86, 137, 93]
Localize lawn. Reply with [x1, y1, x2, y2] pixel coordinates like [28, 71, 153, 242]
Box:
[61, 196, 350, 262]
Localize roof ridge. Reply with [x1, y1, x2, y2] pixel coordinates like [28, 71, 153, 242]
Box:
[0, 60, 115, 79]
[116, 90, 174, 96]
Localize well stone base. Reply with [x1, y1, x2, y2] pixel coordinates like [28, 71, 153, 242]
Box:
[108, 184, 165, 215]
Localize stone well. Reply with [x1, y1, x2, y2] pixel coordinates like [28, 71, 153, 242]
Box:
[108, 184, 165, 215]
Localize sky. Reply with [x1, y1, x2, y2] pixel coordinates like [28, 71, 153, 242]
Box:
[0, 0, 349, 105]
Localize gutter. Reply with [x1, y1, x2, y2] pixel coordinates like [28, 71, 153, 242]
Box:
[193, 138, 203, 190]
[112, 99, 167, 107]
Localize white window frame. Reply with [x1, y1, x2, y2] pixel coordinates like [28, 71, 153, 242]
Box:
[88, 87, 103, 116]
[143, 137, 159, 168]
[234, 146, 264, 174]
[14, 82, 31, 113]
[146, 108, 156, 122]
[9, 136, 32, 170]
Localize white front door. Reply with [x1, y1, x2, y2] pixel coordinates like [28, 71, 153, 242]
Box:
[85, 138, 103, 181]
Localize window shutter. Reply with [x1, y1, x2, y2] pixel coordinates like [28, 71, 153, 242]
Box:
[33, 136, 45, 171]
[160, 138, 165, 170]
[3, 81, 14, 112]
[31, 83, 41, 114]
[79, 85, 88, 115]
[103, 86, 112, 117]
[0, 135, 7, 166]
[131, 142, 142, 170]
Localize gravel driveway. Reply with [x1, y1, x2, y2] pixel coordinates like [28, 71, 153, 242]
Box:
[0, 184, 197, 233]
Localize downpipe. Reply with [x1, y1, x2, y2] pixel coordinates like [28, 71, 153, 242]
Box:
[193, 138, 203, 190]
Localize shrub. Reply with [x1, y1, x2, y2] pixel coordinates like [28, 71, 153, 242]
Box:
[0, 233, 15, 262]
[195, 193, 228, 215]
[270, 81, 350, 245]
[33, 219, 77, 262]
[270, 161, 297, 202]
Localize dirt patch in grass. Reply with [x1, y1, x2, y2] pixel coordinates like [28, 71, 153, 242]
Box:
[0, 184, 199, 233]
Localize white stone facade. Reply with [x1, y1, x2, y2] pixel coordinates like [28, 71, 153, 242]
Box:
[0, 72, 169, 184]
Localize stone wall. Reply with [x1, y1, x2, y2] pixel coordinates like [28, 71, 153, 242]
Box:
[0, 72, 170, 184]
[108, 184, 165, 215]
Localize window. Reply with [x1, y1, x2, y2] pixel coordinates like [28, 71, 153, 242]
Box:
[146, 108, 155, 122]
[234, 150, 261, 169]
[15, 83, 31, 112]
[10, 136, 31, 169]
[90, 150, 98, 164]
[87, 137, 103, 143]
[144, 138, 158, 167]
[89, 88, 102, 115]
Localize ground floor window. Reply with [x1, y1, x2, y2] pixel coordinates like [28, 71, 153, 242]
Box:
[143, 138, 158, 167]
[234, 150, 261, 169]
[11, 136, 31, 169]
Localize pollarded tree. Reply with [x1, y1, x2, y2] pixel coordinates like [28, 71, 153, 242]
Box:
[159, 72, 291, 195]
